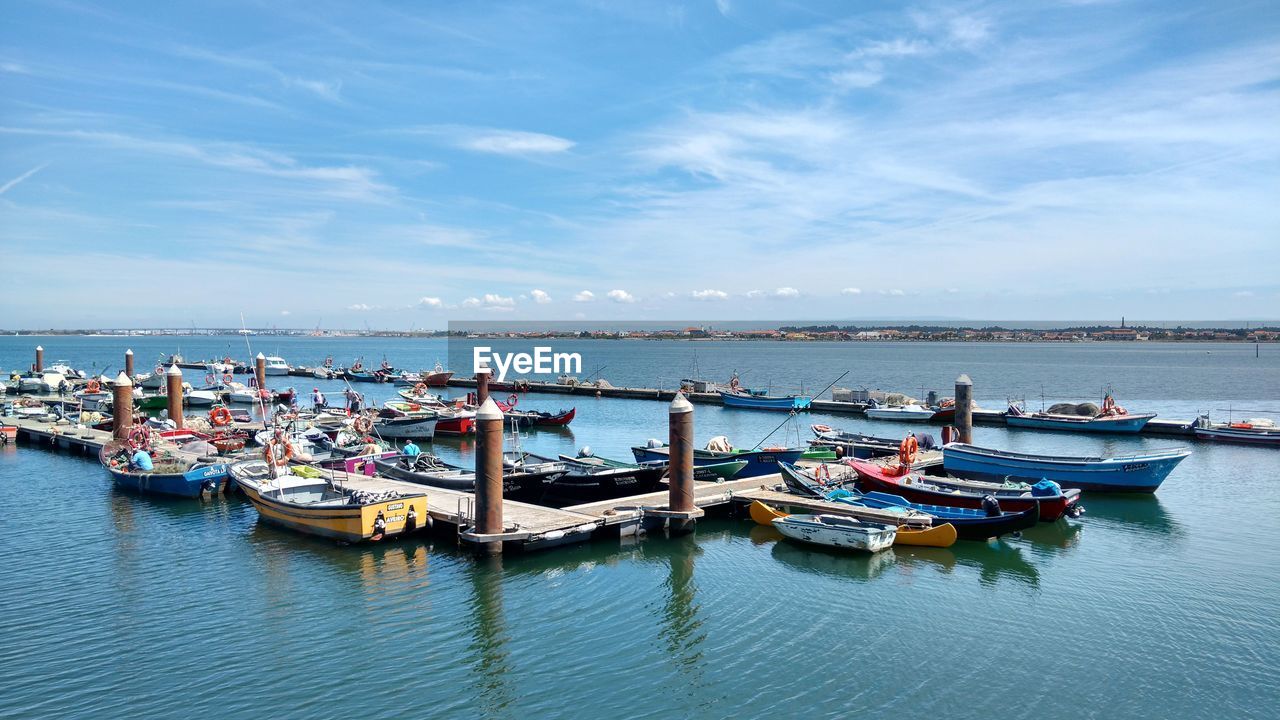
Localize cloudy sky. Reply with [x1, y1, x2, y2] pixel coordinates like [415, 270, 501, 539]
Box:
[2, 1, 1277, 328]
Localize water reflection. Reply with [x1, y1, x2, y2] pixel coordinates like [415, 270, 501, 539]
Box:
[770, 539, 897, 581]
[1018, 518, 1084, 552]
[658, 534, 707, 675]
[466, 553, 515, 720]
[1083, 495, 1182, 539]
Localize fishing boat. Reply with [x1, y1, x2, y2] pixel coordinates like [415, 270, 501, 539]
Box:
[491, 395, 575, 428]
[847, 458, 1081, 522]
[263, 356, 291, 375]
[184, 387, 218, 406]
[562, 452, 748, 482]
[771, 514, 897, 553]
[99, 442, 229, 498]
[749, 500, 956, 548]
[808, 425, 902, 459]
[631, 440, 803, 478]
[719, 389, 812, 411]
[230, 459, 428, 543]
[1005, 395, 1155, 434]
[372, 412, 437, 440]
[226, 382, 274, 404]
[371, 454, 555, 503]
[504, 451, 665, 504]
[864, 402, 937, 422]
[942, 442, 1190, 492]
[17, 371, 67, 394]
[394, 363, 454, 387]
[1192, 415, 1280, 446]
[382, 401, 472, 435]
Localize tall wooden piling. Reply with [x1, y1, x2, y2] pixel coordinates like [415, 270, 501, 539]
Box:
[254, 352, 266, 390]
[955, 374, 973, 444]
[668, 392, 696, 532]
[476, 368, 491, 405]
[165, 364, 183, 430]
[124, 349, 134, 378]
[473, 396, 504, 553]
[112, 372, 133, 441]
[34, 346, 44, 373]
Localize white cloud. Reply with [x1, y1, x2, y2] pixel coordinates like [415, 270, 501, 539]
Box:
[841, 287, 862, 295]
[774, 287, 800, 298]
[745, 289, 765, 299]
[462, 130, 574, 155]
[462, 294, 516, 310]
[347, 303, 374, 311]
[418, 297, 444, 308]
[280, 310, 291, 316]
[607, 289, 637, 303]
[715, 0, 731, 17]
[482, 293, 515, 307]
[573, 290, 595, 302]
[531, 289, 552, 304]
[878, 289, 906, 296]
[461, 297, 481, 307]
[691, 289, 729, 300]
[0, 164, 47, 195]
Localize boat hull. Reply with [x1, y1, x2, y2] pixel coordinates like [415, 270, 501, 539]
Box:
[236, 478, 426, 543]
[374, 416, 437, 439]
[864, 407, 936, 422]
[1005, 413, 1156, 434]
[631, 445, 802, 478]
[849, 459, 1078, 522]
[1193, 426, 1280, 445]
[373, 456, 549, 503]
[771, 515, 896, 553]
[104, 461, 229, 498]
[942, 443, 1190, 492]
[719, 391, 811, 411]
[544, 466, 665, 505]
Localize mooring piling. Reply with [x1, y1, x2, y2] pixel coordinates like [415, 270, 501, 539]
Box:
[35, 345, 44, 373]
[473, 396, 505, 553]
[112, 372, 133, 441]
[955, 374, 973, 444]
[667, 392, 698, 534]
[166, 363, 183, 430]
[254, 352, 266, 390]
[124, 349, 134, 378]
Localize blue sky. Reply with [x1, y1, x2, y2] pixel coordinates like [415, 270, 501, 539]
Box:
[2, 0, 1278, 328]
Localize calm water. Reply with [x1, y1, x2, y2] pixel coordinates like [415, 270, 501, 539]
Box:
[2, 337, 1278, 718]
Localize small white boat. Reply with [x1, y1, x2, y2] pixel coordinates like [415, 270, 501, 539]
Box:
[864, 404, 936, 422]
[227, 382, 273, 404]
[771, 514, 897, 552]
[1193, 415, 1280, 446]
[18, 371, 67, 394]
[46, 363, 85, 379]
[135, 371, 165, 390]
[184, 388, 219, 407]
[264, 356, 291, 376]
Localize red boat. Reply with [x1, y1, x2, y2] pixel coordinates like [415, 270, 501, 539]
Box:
[434, 412, 475, 435]
[422, 369, 454, 387]
[532, 407, 575, 427]
[846, 458, 1081, 522]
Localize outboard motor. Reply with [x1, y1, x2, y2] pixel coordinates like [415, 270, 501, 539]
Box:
[646, 438, 663, 449]
[577, 446, 594, 458]
[981, 494, 1002, 517]
[918, 433, 936, 451]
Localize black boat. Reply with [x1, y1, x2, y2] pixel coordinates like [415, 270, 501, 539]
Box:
[808, 424, 915, 459]
[779, 462, 1038, 541]
[372, 453, 558, 504]
[504, 451, 665, 506]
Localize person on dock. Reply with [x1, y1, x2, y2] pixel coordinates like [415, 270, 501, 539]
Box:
[312, 388, 326, 410]
[129, 448, 154, 472]
[402, 439, 421, 467]
[359, 436, 381, 456]
[345, 388, 363, 415]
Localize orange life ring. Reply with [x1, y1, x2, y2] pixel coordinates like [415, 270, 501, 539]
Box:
[85, 379, 101, 394]
[205, 373, 217, 385]
[222, 373, 234, 384]
[210, 407, 233, 427]
[264, 439, 294, 467]
[354, 416, 373, 433]
[506, 394, 519, 408]
[154, 365, 164, 375]
[413, 383, 428, 394]
[898, 435, 919, 467]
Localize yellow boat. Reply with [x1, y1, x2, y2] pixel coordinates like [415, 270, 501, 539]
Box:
[231, 460, 429, 543]
[749, 500, 955, 548]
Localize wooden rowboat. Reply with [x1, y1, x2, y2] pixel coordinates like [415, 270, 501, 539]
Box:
[749, 500, 956, 548]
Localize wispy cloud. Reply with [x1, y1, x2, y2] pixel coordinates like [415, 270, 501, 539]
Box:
[841, 287, 862, 295]
[691, 289, 728, 300]
[347, 303, 375, 311]
[0, 163, 47, 195]
[573, 290, 595, 302]
[607, 289, 637, 303]
[531, 289, 552, 304]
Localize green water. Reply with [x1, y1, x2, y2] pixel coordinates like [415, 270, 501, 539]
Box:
[2, 338, 1278, 718]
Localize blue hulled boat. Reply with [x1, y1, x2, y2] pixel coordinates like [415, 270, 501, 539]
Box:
[99, 444, 229, 498]
[1004, 395, 1155, 434]
[631, 443, 803, 478]
[719, 390, 811, 411]
[942, 442, 1190, 493]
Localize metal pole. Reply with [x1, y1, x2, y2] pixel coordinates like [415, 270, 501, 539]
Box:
[112, 372, 133, 441]
[668, 392, 695, 527]
[474, 396, 504, 553]
[165, 363, 184, 430]
[955, 374, 973, 444]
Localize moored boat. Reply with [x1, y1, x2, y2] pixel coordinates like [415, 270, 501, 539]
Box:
[230, 459, 428, 543]
[505, 451, 665, 505]
[99, 442, 229, 498]
[771, 514, 897, 553]
[1192, 415, 1280, 446]
[719, 390, 812, 411]
[631, 440, 803, 478]
[1005, 395, 1155, 434]
[562, 453, 748, 482]
[847, 458, 1081, 522]
[942, 442, 1190, 492]
[864, 403, 936, 422]
[749, 501, 956, 548]
[371, 454, 554, 503]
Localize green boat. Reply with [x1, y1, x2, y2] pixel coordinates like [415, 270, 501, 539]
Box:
[558, 453, 748, 482]
[137, 393, 169, 410]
